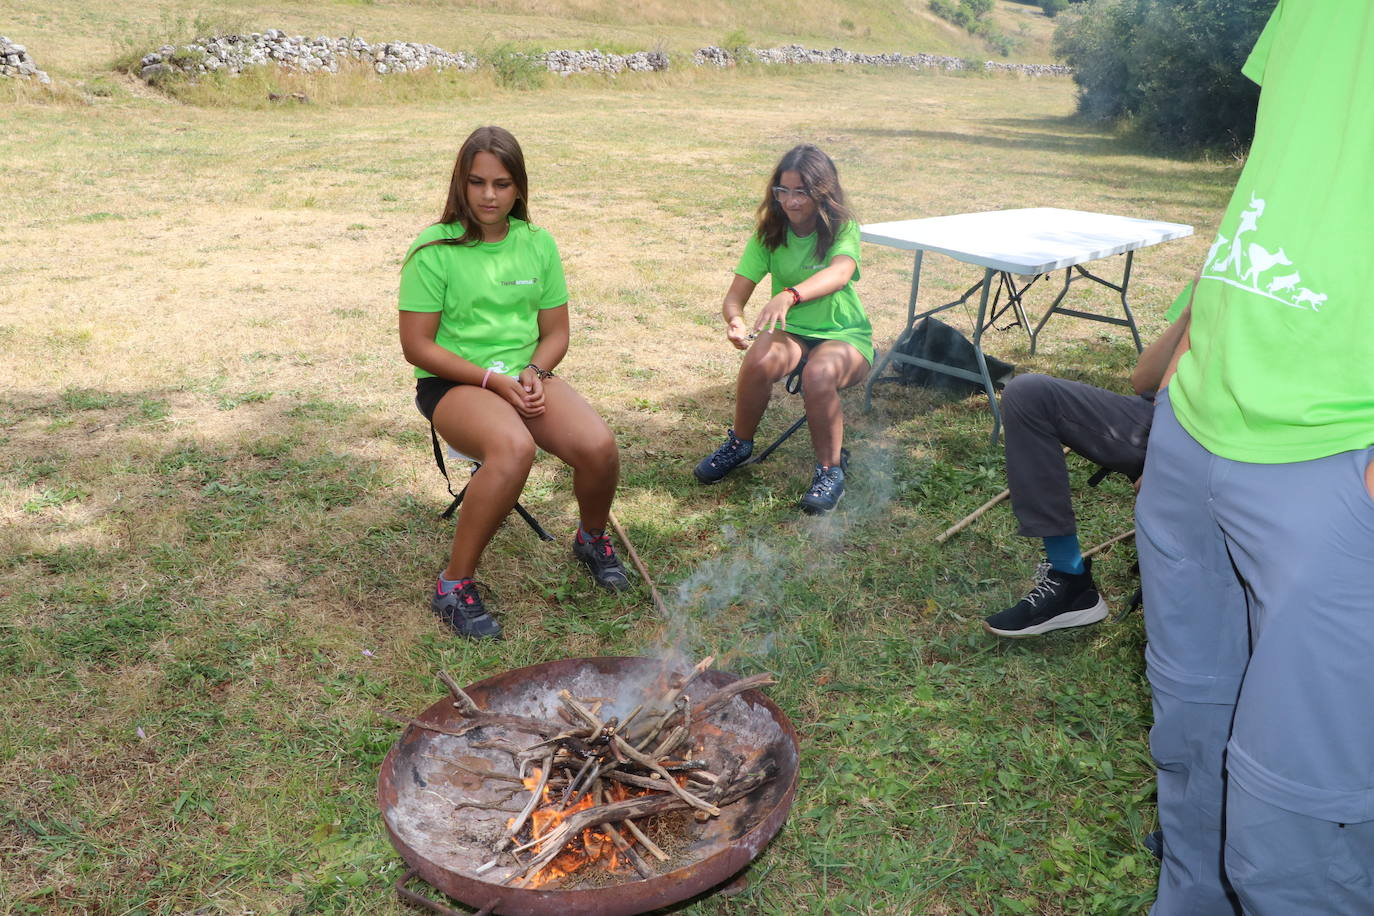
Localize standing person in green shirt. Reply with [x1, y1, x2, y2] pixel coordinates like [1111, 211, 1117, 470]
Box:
[398, 126, 628, 640]
[693, 145, 874, 513]
[1135, 3, 1374, 912]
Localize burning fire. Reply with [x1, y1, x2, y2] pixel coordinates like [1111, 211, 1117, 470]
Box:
[512, 768, 656, 887]
[449, 659, 779, 890]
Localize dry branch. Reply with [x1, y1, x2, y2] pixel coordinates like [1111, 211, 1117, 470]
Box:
[1084, 529, 1135, 557]
[505, 768, 773, 886]
[689, 673, 777, 723]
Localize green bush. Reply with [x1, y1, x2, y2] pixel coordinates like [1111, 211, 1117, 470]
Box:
[720, 28, 754, 63]
[110, 10, 249, 74]
[484, 43, 547, 90]
[929, 0, 1017, 57]
[1053, 0, 1274, 151]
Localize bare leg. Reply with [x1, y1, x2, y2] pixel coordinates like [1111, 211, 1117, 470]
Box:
[431, 386, 536, 579]
[800, 340, 870, 467]
[732, 331, 805, 440]
[524, 378, 619, 532]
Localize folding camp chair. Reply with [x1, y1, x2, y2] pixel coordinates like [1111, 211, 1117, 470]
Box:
[424, 414, 555, 541]
[741, 353, 862, 469]
[741, 359, 810, 467]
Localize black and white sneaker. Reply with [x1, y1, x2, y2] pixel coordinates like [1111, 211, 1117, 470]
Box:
[432, 578, 502, 640]
[983, 560, 1108, 637]
[799, 464, 845, 514]
[693, 430, 753, 483]
[573, 530, 631, 591]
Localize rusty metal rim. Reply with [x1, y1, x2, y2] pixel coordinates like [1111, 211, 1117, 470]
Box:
[379, 656, 799, 916]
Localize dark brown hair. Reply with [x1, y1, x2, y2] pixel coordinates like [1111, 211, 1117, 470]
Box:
[405, 126, 531, 263]
[754, 144, 855, 259]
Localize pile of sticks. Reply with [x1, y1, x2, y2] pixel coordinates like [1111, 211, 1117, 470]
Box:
[432, 659, 777, 888]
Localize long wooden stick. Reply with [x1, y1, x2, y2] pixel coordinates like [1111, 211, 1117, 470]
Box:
[608, 510, 670, 616]
[935, 489, 1008, 544]
[1084, 529, 1135, 558]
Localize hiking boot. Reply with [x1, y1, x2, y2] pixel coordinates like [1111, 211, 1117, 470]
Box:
[693, 430, 753, 483]
[799, 464, 845, 514]
[432, 578, 502, 640]
[573, 530, 631, 591]
[983, 560, 1108, 638]
[1144, 830, 1164, 860]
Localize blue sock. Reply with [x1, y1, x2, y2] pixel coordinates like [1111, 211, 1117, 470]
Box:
[437, 574, 472, 595]
[1043, 535, 1085, 575]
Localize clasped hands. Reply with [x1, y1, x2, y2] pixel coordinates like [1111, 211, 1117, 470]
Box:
[490, 368, 547, 418]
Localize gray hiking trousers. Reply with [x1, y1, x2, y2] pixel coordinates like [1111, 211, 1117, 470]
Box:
[1137, 389, 1374, 915]
[1001, 373, 1155, 537]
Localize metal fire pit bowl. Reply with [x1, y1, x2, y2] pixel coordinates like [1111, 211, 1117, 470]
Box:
[378, 657, 800, 916]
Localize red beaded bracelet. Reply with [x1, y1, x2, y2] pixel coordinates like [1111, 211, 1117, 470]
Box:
[784, 287, 802, 306]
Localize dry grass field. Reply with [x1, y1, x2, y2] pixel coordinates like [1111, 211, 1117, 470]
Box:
[2, 3, 1244, 914]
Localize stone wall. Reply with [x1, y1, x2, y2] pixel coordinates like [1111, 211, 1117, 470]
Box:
[0, 36, 50, 84]
[543, 49, 669, 75]
[138, 29, 477, 82]
[135, 31, 1070, 82]
[708, 44, 1072, 76]
[1, 29, 1070, 85]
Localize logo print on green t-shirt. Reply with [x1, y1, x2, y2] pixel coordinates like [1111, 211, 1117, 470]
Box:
[1202, 192, 1328, 312]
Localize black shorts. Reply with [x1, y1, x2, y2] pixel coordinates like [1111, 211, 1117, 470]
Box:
[415, 376, 460, 421]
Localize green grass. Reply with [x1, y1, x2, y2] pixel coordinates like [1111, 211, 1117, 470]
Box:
[0, 363, 1162, 913]
[0, 10, 1241, 911]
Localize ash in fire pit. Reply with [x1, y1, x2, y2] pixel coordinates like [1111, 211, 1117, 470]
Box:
[379, 656, 799, 916]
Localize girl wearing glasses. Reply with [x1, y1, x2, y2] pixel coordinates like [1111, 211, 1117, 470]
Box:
[693, 144, 873, 513]
[399, 126, 628, 640]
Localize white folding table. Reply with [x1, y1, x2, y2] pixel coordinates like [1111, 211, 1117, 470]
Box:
[860, 207, 1193, 441]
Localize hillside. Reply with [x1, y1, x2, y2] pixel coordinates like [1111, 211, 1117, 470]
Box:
[10, 0, 1060, 76]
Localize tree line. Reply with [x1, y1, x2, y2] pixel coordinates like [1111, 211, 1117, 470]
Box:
[1054, 0, 1277, 152]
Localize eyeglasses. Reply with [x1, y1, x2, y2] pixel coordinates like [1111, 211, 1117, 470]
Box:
[772, 186, 812, 201]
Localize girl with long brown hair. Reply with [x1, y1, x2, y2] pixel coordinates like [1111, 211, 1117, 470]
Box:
[399, 126, 627, 639]
[693, 144, 873, 513]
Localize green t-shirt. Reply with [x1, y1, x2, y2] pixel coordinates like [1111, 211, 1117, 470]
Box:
[397, 218, 568, 380]
[1164, 283, 1193, 323]
[734, 220, 874, 363]
[1168, 0, 1374, 462]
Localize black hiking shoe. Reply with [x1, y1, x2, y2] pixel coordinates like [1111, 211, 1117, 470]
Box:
[573, 530, 631, 591]
[983, 560, 1108, 638]
[432, 578, 502, 640]
[799, 464, 845, 514]
[1144, 830, 1164, 860]
[693, 430, 754, 483]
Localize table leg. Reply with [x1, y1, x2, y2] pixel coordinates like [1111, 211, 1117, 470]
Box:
[905, 249, 924, 330]
[969, 267, 1003, 444]
[1118, 249, 1143, 352]
[982, 271, 1036, 342]
[865, 249, 924, 411]
[1028, 267, 1073, 356]
[1028, 251, 1143, 355]
[866, 261, 1004, 443]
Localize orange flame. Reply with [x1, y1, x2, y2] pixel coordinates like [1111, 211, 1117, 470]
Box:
[514, 769, 655, 888]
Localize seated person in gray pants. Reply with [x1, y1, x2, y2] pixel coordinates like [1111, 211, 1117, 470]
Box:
[984, 307, 1191, 637]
